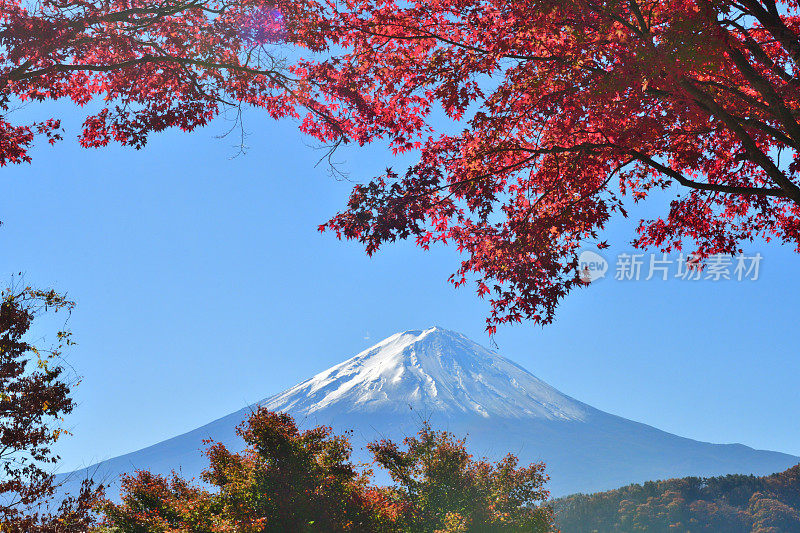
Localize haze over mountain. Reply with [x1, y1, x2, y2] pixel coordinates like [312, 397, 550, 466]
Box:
[63, 327, 798, 497]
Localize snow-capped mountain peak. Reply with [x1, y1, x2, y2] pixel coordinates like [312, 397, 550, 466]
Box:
[61, 326, 800, 499]
[263, 327, 589, 421]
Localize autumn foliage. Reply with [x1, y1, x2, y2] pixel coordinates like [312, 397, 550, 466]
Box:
[7, 0, 800, 329]
[554, 464, 800, 532]
[369, 423, 554, 532]
[273, 0, 800, 331]
[0, 286, 102, 532]
[0, 0, 336, 165]
[100, 408, 555, 532]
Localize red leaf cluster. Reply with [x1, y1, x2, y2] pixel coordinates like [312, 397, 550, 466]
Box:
[281, 0, 800, 329]
[6, 0, 800, 328]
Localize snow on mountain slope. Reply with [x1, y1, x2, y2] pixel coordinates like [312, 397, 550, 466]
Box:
[262, 327, 588, 421]
[58, 327, 800, 498]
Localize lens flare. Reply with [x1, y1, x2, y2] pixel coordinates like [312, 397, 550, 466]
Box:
[239, 7, 285, 44]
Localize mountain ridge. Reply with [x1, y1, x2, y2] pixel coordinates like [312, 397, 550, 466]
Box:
[59, 327, 799, 497]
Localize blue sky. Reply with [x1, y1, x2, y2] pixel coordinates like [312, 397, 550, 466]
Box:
[2, 101, 799, 472]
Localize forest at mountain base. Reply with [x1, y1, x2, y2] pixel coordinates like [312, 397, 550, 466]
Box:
[554, 464, 800, 532]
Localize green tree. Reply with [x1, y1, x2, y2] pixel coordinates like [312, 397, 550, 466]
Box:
[369, 422, 554, 533]
[102, 411, 555, 532]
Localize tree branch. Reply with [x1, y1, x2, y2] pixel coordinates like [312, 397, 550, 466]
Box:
[627, 148, 789, 197]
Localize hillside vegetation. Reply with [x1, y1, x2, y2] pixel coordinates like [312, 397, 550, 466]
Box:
[555, 464, 800, 532]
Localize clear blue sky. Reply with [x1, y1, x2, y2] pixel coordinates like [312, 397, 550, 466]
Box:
[2, 100, 799, 472]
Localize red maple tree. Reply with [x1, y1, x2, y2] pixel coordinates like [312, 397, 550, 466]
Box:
[5, 0, 800, 330]
[0, 0, 340, 166]
[279, 0, 800, 331]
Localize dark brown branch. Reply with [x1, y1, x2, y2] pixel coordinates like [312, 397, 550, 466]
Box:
[628, 148, 789, 198]
[722, 38, 800, 150]
[679, 78, 800, 203]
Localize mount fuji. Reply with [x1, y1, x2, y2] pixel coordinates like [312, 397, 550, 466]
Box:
[63, 327, 798, 497]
